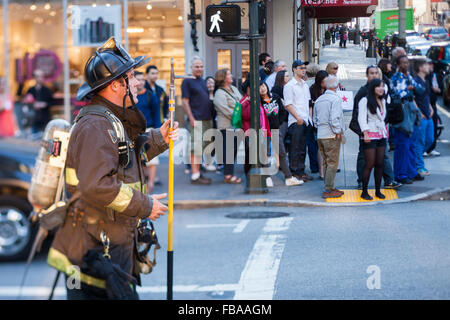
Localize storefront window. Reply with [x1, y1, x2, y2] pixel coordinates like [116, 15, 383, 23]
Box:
[0, 5, 4, 78]
[217, 49, 232, 70]
[3, 0, 185, 119]
[241, 49, 250, 81]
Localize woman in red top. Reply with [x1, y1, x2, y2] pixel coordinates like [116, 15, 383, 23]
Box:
[0, 77, 17, 137]
[240, 78, 271, 178]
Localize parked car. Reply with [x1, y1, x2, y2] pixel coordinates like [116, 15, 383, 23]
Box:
[406, 40, 430, 55]
[426, 41, 450, 91]
[412, 44, 432, 56]
[0, 137, 39, 261]
[405, 30, 419, 38]
[423, 27, 449, 41]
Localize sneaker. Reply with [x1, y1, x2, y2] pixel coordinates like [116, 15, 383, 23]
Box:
[285, 176, 304, 186]
[413, 174, 425, 181]
[322, 190, 344, 199]
[191, 175, 212, 185]
[385, 181, 402, 189]
[429, 150, 441, 157]
[203, 163, 217, 172]
[266, 177, 274, 188]
[398, 178, 413, 184]
[418, 169, 430, 177]
[423, 152, 429, 157]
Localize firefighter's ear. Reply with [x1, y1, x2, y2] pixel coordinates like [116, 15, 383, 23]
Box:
[109, 78, 125, 93]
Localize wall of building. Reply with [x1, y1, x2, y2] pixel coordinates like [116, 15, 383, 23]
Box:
[268, 0, 295, 65]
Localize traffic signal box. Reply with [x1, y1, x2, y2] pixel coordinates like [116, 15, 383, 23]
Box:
[206, 3, 266, 38]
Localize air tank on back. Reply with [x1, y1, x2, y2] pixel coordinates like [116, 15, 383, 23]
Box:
[28, 119, 71, 210]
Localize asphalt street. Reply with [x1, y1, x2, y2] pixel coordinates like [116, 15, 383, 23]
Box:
[0, 200, 449, 300]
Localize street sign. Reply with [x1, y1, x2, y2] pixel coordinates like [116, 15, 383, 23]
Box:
[206, 5, 241, 37]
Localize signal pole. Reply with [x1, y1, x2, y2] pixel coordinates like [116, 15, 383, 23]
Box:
[246, 0, 268, 194]
[398, 0, 406, 48]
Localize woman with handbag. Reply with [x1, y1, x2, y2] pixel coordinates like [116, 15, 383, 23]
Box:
[358, 79, 389, 200]
[241, 78, 271, 179]
[213, 68, 243, 184]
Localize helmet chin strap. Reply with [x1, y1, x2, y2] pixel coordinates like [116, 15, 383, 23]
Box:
[122, 75, 136, 122]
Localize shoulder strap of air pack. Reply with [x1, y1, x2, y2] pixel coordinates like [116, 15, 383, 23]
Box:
[75, 105, 130, 178]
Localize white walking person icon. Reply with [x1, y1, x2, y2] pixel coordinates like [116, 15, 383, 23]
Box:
[209, 10, 223, 33]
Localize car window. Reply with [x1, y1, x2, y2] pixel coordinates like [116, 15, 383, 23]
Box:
[446, 46, 450, 60]
[431, 27, 447, 34]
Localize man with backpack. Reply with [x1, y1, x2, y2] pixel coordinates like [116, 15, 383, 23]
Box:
[47, 37, 179, 300]
[350, 65, 401, 190]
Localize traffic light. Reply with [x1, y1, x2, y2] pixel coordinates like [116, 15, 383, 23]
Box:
[206, 5, 241, 37]
[258, 1, 266, 35]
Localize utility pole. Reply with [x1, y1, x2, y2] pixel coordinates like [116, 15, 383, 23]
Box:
[245, 0, 268, 194]
[398, 0, 406, 48]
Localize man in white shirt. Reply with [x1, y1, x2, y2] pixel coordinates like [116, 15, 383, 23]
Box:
[283, 59, 314, 182]
[265, 60, 287, 91]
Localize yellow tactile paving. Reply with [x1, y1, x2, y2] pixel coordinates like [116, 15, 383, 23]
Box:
[325, 189, 398, 203]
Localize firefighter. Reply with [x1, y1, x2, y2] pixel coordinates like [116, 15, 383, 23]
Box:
[47, 37, 179, 300]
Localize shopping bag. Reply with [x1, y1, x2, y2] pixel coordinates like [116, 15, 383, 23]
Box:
[231, 101, 243, 129]
[337, 90, 354, 111]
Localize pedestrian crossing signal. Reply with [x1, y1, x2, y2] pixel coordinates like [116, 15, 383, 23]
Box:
[206, 5, 241, 37]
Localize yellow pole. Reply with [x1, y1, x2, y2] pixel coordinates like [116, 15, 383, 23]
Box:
[167, 59, 194, 300]
[167, 58, 175, 300]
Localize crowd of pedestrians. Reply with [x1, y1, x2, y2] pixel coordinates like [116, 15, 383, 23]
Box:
[177, 46, 443, 201]
[0, 44, 443, 202]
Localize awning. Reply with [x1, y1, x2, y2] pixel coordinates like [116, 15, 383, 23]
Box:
[303, 0, 378, 19]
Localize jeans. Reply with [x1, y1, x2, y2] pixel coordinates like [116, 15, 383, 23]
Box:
[306, 126, 319, 173]
[357, 139, 395, 184]
[414, 117, 434, 171]
[427, 103, 439, 153]
[393, 129, 417, 181]
[220, 129, 239, 176]
[318, 137, 341, 191]
[288, 123, 307, 176]
[278, 122, 292, 178]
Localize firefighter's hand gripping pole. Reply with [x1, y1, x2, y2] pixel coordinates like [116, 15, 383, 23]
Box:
[167, 58, 194, 300]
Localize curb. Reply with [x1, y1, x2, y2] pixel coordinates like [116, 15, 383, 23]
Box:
[172, 187, 450, 210]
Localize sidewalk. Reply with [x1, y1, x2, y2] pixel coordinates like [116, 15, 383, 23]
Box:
[152, 42, 450, 208]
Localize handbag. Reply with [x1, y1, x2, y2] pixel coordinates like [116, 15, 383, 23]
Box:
[220, 88, 242, 129]
[386, 98, 404, 125]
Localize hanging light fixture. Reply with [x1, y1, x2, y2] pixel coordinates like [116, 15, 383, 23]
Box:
[127, 27, 145, 33]
[44, 3, 51, 10]
[146, 4, 152, 10]
[30, 4, 37, 11]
